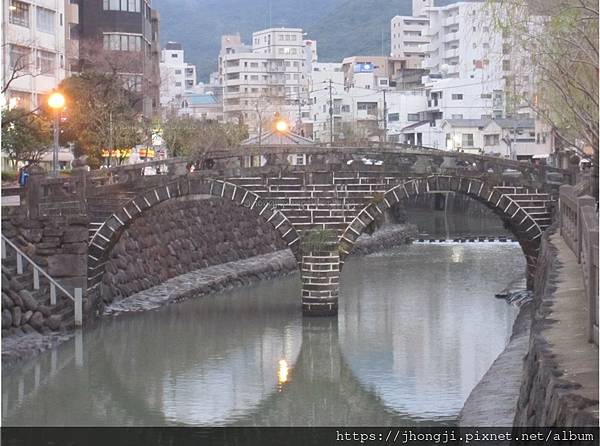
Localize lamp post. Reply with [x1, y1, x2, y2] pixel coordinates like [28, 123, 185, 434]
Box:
[47, 91, 65, 176]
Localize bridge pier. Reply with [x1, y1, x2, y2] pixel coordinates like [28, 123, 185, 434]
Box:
[301, 248, 339, 317]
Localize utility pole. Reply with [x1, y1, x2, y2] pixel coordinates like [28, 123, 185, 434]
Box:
[108, 111, 113, 168]
[328, 79, 333, 146]
[382, 88, 388, 144]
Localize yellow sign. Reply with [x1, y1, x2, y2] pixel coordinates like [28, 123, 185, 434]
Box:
[101, 148, 133, 158]
[138, 148, 155, 158]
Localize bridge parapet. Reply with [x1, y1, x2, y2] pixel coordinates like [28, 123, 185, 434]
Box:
[559, 185, 598, 345]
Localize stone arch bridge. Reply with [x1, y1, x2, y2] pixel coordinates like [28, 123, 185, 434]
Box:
[31, 144, 569, 317]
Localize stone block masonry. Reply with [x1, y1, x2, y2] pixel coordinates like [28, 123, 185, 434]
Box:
[301, 249, 340, 316]
[101, 195, 287, 303]
[514, 226, 598, 426]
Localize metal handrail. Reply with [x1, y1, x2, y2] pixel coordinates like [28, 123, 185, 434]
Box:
[1, 234, 82, 327]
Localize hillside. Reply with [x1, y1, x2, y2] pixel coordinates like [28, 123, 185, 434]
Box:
[153, 0, 457, 81]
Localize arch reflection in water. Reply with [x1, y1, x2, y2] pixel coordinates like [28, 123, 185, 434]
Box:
[2, 242, 520, 426]
[338, 243, 521, 421]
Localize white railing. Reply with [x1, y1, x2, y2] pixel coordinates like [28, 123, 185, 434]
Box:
[1, 234, 82, 327]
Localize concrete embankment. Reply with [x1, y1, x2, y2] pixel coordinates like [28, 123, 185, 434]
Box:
[460, 226, 599, 427]
[458, 303, 531, 426]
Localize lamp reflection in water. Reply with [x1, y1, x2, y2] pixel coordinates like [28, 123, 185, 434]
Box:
[277, 359, 290, 391]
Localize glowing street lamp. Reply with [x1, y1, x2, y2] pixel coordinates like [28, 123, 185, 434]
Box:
[47, 92, 65, 176]
[274, 119, 289, 133]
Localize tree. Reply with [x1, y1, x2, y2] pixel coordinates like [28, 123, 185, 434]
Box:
[1, 108, 51, 167]
[1, 42, 43, 129]
[487, 0, 599, 169]
[161, 114, 248, 158]
[57, 71, 146, 168]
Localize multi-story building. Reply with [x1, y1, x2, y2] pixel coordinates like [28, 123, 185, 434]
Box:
[159, 41, 197, 110]
[219, 27, 314, 136]
[77, 0, 161, 118]
[390, 1, 544, 154]
[390, 0, 431, 67]
[309, 62, 428, 144]
[2, 0, 74, 110]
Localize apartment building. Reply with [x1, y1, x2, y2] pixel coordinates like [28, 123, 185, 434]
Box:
[2, 0, 77, 110]
[77, 0, 161, 118]
[159, 41, 197, 109]
[391, 0, 431, 67]
[309, 62, 428, 144]
[219, 28, 313, 136]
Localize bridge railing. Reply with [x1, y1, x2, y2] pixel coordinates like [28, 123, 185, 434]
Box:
[559, 185, 598, 345]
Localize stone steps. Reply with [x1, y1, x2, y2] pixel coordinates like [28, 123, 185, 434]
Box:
[1, 254, 74, 337]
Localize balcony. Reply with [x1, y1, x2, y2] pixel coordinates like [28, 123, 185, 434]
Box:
[444, 15, 459, 26]
[443, 48, 459, 59]
[444, 32, 459, 43]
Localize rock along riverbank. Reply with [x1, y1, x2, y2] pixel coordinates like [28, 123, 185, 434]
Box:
[2, 224, 416, 365]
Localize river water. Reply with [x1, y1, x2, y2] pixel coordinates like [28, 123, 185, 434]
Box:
[1, 216, 523, 427]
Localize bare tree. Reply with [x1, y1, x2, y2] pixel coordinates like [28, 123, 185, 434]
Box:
[486, 0, 599, 168]
[1, 41, 44, 127]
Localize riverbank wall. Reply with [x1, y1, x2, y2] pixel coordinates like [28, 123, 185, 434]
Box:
[513, 227, 598, 426]
[460, 226, 598, 427]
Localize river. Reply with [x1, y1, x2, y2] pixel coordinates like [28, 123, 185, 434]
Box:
[1, 215, 523, 427]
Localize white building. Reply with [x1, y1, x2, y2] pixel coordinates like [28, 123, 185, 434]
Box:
[2, 0, 77, 110]
[439, 117, 552, 159]
[219, 28, 314, 136]
[309, 62, 429, 144]
[392, 1, 505, 80]
[159, 41, 197, 109]
[391, 0, 431, 67]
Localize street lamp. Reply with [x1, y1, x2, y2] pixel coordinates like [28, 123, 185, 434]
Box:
[275, 119, 289, 133]
[48, 91, 65, 176]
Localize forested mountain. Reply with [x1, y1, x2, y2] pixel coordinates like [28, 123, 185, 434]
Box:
[153, 0, 458, 81]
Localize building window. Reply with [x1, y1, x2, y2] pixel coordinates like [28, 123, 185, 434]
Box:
[480, 93, 492, 99]
[407, 113, 419, 121]
[462, 133, 474, 147]
[357, 102, 377, 114]
[175, 69, 182, 74]
[122, 74, 142, 92]
[502, 59, 511, 71]
[484, 134, 500, 146]
[37, 50, 55, 75]
[103, 33, 142, 51]
[175, 82, 181, 87]
[451, 93, 463, 100]
[451, 114, 463, 119]
[37, 7, 56, 34]
[103, 0, 140, 12]
[388, 113, 400, 122]
[9, 45, 30, 70]
[341, 105, 350, 113]
[9, 1, 29, 28]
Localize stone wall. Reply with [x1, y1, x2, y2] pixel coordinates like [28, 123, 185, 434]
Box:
[101, 195, 288, 303]
[2, 207, 89, 338]
[514, 225, 599, 426]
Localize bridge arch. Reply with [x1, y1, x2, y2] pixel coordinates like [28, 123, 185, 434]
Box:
[87, 177, 302, 293]
[338, 175, 548, 289]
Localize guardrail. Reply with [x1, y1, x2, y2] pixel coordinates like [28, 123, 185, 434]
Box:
[0, 234, 83, 327]
[559, 185, 598, 345]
